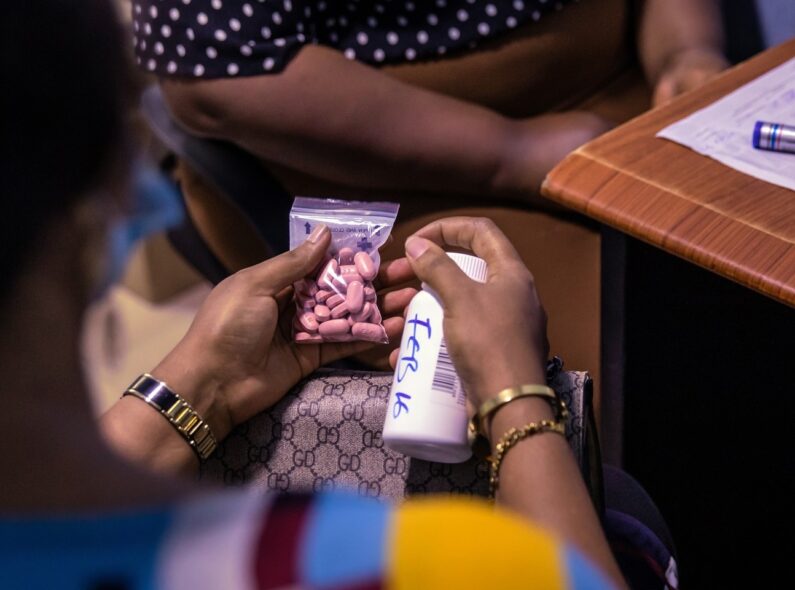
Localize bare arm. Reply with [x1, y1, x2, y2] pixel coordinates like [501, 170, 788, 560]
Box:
[401, 217, 626, 588]
[637, 0, 729, 104]
[161, 45, 608, 201]
[101, 230, 417, 475]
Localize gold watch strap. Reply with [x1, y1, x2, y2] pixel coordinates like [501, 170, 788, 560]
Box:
[123, 373, 218, 461]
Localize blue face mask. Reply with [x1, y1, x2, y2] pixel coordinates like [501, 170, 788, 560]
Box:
[97, 163, 184, 296]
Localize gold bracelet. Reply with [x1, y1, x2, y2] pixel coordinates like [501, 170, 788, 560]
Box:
[469, 384, 568, 440]
[122, 373, 218, 461]
[488, 420, 566, 498]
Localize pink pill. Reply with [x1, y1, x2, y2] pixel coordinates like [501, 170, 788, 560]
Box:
[314, 304, 331, 322]
[338, 247, 355, 264]
[318, 319, 350, 336]
[317, 259, 339, 289]
[315, 289, 332, 303]
[345, 281, 364, 313]
[352, 322, 386, 342]
[351, 302, 373, 322]
[354, 251, 377, 280]
[334, 273, 363, 291]
[326, 293, 345, 309]
[295, 332, 323, 343]
[330, 302, 350, 319]
[336, 266, 363, 287]
[364, 286, 376, 301]
[298, 311, 319, 333]
[296, 279, 318, 297]
[298, 296, 316, 310]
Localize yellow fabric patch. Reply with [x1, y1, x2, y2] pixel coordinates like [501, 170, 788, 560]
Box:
[387, 498, 566, 590]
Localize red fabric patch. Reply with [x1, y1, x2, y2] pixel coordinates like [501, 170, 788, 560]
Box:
[254, 495, 313, 589]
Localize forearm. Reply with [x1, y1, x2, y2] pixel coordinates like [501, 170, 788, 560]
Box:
[100, 349, 228, 477]
[488, 399, 625, 588]
[161, 45, 536, 199]
[637, 0, 725, 84]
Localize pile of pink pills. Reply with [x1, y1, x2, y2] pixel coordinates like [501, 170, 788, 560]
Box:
[293, 247, 387, 344]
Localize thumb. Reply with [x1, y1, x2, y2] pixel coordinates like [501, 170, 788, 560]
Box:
[245, 224, 331, 293]
[404, 236, 470, 308]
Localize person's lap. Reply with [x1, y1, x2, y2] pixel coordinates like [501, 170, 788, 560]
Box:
[160, 0, 640, 199]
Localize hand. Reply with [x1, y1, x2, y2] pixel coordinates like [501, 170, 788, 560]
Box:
[652, 47, 729, 106]
[495, 112, 613, 199]
[392, 217, 549, 411]
[151, 224, 416, 441]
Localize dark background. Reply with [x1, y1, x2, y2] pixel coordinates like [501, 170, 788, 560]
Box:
[622, 237, 795, 587]
[618, 5, 794, 586]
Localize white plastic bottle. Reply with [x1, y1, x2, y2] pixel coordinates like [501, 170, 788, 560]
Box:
[382, 253, 488, 463]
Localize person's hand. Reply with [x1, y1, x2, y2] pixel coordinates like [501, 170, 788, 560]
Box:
[151, 224, 416, 441]
[391, 217, 549, 412]
[652, 47, 729, 106]
[496, 112, 612, 199]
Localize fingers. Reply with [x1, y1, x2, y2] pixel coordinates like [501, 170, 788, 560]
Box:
[241, 224, 331, 294]
[652, 74, 677, 106]
[376, 257, 416, 289]
[410, 217, 524, 277]
[379, 286, 416, 317]
[404, 236, 472, 306]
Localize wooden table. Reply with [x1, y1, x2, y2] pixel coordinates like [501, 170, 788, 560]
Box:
[542, 39, 795, 307]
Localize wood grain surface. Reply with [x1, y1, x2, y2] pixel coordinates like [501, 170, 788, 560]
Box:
[542, 39, 795, 307]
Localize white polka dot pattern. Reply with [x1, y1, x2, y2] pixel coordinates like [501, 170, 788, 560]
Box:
[131, 0, 573, 77]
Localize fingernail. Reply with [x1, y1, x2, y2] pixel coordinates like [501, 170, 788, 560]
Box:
[405, 236, 430, 260]
[307, 224, 328, 243]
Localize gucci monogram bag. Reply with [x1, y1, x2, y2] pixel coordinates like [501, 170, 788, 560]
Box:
[201, 359, 596, 501]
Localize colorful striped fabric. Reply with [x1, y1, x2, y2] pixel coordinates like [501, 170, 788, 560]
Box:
[0, 490, 613, 589]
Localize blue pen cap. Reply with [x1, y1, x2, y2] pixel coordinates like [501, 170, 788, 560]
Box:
[752, 121, 764, 149]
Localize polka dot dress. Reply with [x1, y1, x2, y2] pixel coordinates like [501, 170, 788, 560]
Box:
[132, 0, 576, 78]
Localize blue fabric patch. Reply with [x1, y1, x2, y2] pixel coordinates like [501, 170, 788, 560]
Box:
[300, 492, 390, 587]
[0, 508, 174, 590]
[564, 546, 616, 590]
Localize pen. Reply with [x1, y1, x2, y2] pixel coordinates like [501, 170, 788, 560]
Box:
[752, 121, 795, 154]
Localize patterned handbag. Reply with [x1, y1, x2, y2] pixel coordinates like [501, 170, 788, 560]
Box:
[201, 358, 597, 502]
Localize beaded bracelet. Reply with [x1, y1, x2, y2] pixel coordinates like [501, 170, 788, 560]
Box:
[488, 419, 566, 498]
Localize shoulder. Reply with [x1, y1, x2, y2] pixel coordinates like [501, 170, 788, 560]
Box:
[164, 491, 614, 590]
[390, 497, 615, 590]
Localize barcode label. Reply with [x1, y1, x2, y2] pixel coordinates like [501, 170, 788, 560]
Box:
[432, 338, 458, 395]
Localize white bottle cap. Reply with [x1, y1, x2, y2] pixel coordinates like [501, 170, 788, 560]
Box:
[420, 253, 487, 294]
[447, 252, 488, 283]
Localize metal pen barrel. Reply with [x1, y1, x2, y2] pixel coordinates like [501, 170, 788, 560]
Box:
[753, 121, 795, 154]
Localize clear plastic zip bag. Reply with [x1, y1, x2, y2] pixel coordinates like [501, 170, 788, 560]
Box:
[289, 197, 400, 344]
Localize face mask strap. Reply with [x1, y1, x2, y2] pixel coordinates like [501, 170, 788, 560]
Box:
[94, 162, 184, 298]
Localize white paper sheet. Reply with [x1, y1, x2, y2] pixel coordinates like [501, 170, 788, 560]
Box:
[657, 57, 795, 192]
